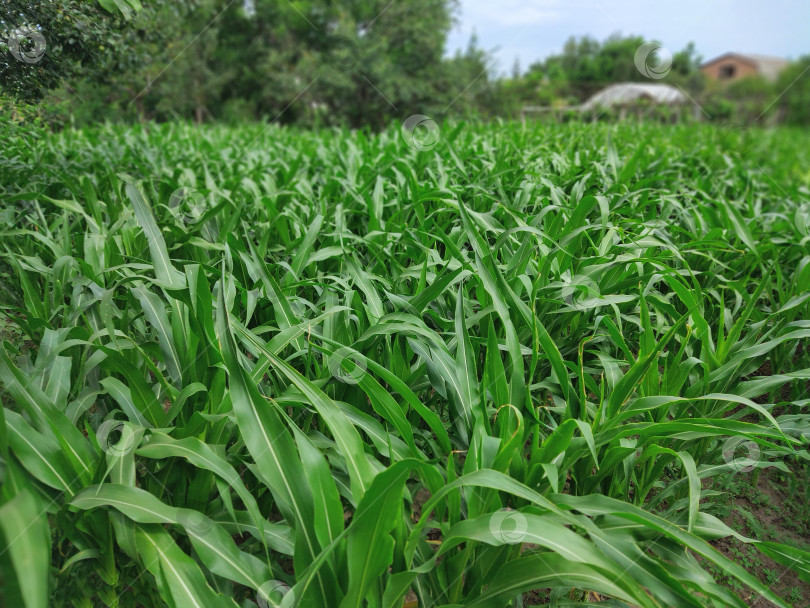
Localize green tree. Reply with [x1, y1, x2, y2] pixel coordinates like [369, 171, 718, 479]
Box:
[521, 33, 701, 106]
[51, 0, 459, 128]
[280, 0, 459, 128]
[0, 0, 140, 102]
[440, 34, 505, 119]
[777, 56, 810, 126]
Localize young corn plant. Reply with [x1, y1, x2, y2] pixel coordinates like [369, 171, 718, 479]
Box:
[0, 121, 808, 608]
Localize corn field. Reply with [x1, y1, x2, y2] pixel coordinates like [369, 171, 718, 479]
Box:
[1, 121, 809, 607]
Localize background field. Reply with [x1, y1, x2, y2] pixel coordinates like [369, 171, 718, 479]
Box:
[1, 120, 810, 607]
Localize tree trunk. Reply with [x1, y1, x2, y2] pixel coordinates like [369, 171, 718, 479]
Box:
[195, 76, 204, 125]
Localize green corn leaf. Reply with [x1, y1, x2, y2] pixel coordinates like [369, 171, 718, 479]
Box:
[0, 488, 51, 608]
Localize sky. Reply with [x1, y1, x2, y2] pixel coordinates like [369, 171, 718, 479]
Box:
[445, 0, 810, 74]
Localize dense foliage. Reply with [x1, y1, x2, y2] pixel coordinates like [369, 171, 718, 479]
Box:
[3, 0, 807, 127]
[4, 0, 484, 127]
[1, 120, 809, 607]
[507, 35, 702, 107]
[0, 0, 141, 101]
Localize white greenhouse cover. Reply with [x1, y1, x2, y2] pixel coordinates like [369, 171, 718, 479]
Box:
[581, 83, 688, 110]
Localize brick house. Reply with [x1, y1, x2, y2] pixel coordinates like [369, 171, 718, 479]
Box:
[700, 53, 789, 83]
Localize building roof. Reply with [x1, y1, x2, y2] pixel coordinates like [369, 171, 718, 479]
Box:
[701, 53, 790, 81]
[580, 83, 688, 110]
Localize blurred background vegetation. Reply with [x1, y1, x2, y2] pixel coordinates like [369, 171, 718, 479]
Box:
[1, 0, 809, 129]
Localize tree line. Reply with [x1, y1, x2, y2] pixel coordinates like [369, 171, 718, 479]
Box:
[1, 0, 808, 127]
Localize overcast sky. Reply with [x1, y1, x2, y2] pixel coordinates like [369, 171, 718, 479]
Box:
[446, 0, 809, 74]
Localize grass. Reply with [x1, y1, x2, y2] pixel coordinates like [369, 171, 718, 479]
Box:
[0, 119, 809, 608]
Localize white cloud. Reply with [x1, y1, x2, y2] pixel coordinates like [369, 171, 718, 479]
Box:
[461, 0, 564, 27]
